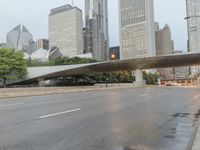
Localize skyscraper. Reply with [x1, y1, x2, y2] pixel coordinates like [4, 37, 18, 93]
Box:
[7, 25, 36, 55]
[49, 4, 84, 57]
[85, 0, 109, 61]
[119, 0, 156, 60]
[186, 0, 200, 75]
[155, 24, 173, 56]
[155, 24, 174, 78]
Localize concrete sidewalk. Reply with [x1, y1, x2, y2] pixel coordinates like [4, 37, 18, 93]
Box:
[192, 125, 200, 150]
[0, 84, 135, 99]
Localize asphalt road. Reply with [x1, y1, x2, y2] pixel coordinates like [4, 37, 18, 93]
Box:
[0, 87, 200, 150]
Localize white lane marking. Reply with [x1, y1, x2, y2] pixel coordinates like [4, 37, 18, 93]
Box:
[139, 94, 150, 97]
[193, 94, 199, 100]
[39, 108, 82, 119]
[0, 103, 24, 107]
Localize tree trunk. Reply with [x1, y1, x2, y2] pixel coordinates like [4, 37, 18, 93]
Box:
[3, 78, 6, 88]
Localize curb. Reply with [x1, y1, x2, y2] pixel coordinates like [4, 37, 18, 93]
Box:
[192, 124, 200, 150]
[0, 85, 136, 100]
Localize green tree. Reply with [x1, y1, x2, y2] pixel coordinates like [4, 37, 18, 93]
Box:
[143, 72, 158, 85]
[27, 57, 97, 67]
[0, 48, 27, 87]
[53, 57, 97, 65]
[27, 59, 52, 67]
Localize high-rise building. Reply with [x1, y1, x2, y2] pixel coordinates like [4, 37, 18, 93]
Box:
[36, 39, 49, 50]
[7, 25, 36, 55]
[49, 4, 84, 57]
[186, 0, 200, 76]
[85, 0, 109, 61]
[119, 0, 156, 60]
[155, 24, 173, 55]
[155, 24, 174, 78]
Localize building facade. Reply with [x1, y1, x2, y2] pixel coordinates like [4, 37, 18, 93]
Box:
[186, 0, 200, 75]
[49, 4, 84, 57]
[119, 0, 156, 60]
[36, 39, 49, 50]
[31, 48, 63, 62]
[85, 0, 109, 61]
[155, 24, 174, 79]
[7, 25, 36, 55]
[109, 46, 120, 60]
[155, 24, 173, 55]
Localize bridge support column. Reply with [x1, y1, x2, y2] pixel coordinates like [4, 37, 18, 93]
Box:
[197, 77, 200, 85]
[38, 78, 45, 87]
[133, 70, 145, 88]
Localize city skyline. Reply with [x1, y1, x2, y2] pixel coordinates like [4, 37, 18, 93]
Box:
[0, 0, 187, 51]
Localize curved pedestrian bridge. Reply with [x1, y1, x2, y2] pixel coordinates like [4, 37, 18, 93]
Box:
[8, 52, 200, 85]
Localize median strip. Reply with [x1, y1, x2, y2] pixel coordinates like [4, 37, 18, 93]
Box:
[39, 108, 82, 119]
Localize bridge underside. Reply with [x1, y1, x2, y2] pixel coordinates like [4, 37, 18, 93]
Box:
[7, 52, 200, 86]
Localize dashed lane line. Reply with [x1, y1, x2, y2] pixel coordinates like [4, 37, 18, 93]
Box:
[39, 108, 82, 119]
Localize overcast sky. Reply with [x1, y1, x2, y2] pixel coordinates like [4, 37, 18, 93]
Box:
[0, 0, 187, 51]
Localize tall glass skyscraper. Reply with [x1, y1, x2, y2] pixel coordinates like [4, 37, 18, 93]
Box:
[186, 0, 200, 75]
[7, 25, 36, 55]
[85, 0, 109, 61]
[119, 0, 156, 60]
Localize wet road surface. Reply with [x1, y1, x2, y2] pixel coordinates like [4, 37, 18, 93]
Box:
[0, 87, 200, 150]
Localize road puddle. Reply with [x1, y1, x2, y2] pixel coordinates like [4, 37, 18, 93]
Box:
[171, 112, 191, 118]
[194, 109, 200, 119]
[164, 135, 175, 139]
[171, 110, 200, 120]
[167, 113, 195, 137]
[115, 109, 200, 150]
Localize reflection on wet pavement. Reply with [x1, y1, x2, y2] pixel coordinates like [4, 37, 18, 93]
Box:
[160, 108, 200, 150]
[1, 87, 200, 150]
[116, 108, 200, 150]
[194, 109, 200, 119]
